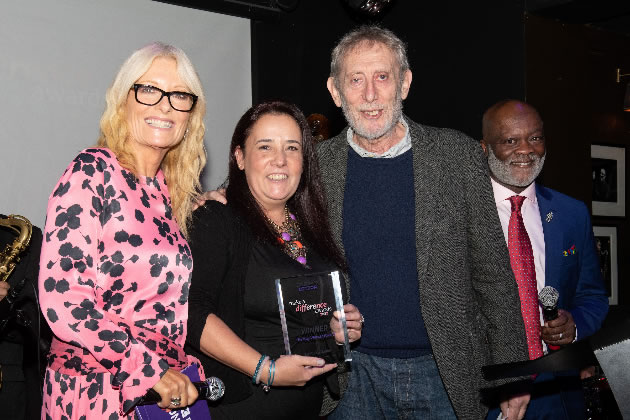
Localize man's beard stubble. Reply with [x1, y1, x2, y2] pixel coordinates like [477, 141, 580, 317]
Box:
[487, 146, 546, 188]
[339, 86, 404, 142]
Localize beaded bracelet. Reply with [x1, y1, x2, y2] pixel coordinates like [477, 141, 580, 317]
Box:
[252, 355, 268, 385]
[262, 358, 276, 393]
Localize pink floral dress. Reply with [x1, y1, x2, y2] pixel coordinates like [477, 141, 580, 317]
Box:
[39, 148, 199, 419]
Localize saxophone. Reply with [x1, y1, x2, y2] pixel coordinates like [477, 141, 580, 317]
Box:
[0, 214, 32, 390]
[0, 214, 32, 282]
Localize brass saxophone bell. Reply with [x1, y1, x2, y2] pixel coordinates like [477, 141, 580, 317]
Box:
[0, 214, 32, 283]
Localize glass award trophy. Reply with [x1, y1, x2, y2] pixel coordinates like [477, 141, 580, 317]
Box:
[276, 271, 351, 363]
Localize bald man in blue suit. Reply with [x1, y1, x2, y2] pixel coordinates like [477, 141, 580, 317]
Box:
[480, 100, 608, 420]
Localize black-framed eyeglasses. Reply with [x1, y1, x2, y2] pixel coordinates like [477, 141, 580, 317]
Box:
[131, 84, 198, 112]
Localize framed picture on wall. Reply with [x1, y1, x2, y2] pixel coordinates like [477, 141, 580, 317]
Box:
[591, 145, 625, 217]
[592, 226, 618, 305]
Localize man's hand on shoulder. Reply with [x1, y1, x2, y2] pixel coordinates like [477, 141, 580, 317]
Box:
[499, 392, 530, 420]
[194, 188, 227, 210]
[0, 281, 9, 301]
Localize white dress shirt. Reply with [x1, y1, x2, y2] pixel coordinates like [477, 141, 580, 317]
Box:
[492, 179, 577, 351]
[491, 179, 546, 294]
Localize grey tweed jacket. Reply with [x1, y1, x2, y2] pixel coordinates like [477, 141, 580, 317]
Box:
[316, 117, 529, 419]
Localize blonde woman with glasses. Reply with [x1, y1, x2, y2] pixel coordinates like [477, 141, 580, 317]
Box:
[39, 42, 206, 419]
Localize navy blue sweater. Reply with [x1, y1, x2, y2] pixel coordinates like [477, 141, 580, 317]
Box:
[342, 147, 431, 358]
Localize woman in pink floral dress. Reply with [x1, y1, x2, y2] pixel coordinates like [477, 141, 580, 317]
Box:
[38, 42, 207, 419]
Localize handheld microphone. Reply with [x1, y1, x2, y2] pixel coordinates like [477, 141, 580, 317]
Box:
[137, 376, 225, 406]
[538, 286, 560, 351]
[538, 286, 559, 321]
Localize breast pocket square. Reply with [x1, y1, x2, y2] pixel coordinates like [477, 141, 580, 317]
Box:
[562, 244, 576, 256]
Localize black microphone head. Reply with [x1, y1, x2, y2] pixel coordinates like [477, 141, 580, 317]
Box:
[538, 286, 559, 309]
[202, 376, 225, 401]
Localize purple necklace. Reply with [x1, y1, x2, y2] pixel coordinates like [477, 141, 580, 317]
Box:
[266, 206, 307, 266]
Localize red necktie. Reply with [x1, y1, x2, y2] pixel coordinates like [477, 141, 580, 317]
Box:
[508, 195, 543, 360]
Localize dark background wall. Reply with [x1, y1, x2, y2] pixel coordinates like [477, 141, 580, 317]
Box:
[251, 0, 526, 140]
[251, 2, 630, 311]
[160, 0, 630, 311]
[525, 13, 630, 316]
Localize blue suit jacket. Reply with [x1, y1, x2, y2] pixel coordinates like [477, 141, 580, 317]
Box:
[535, 184, 608, 338]
[532, 184, 609, 419]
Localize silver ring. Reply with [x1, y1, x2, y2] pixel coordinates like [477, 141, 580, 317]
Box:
[360, 315, 365, 326]
[559, 332, 563, 340]
[170, 397, 181, 407]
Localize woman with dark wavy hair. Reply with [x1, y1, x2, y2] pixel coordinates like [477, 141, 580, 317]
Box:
[186, 101, 362, 419]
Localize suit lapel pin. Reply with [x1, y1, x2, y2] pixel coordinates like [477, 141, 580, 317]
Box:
[546, 211, 553, 223]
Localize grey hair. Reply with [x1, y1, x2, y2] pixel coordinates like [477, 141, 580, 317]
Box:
[330, 25, 410, 90]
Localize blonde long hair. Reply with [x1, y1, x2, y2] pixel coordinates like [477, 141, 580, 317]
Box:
[97, 42, 206, 237]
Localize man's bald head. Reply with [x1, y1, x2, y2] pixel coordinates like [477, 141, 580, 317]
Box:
[482, 100, 542, 140]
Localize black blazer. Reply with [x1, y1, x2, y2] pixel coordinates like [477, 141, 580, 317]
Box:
[186, 202, 254, 403]
[185, 202, 345, 414]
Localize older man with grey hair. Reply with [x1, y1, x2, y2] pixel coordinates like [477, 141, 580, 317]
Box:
[318, 26, 529, 419]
